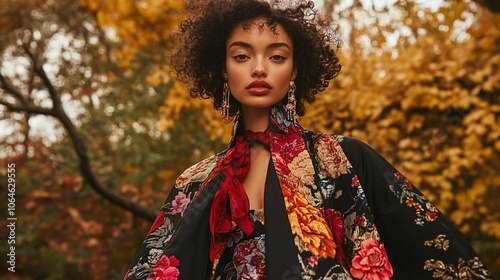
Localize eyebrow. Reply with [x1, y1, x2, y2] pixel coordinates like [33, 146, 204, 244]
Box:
[228, 41, 291, 51]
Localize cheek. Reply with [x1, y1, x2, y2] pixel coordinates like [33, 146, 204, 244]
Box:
[225, 62, 244, 83]
[276, 65, 294, 89]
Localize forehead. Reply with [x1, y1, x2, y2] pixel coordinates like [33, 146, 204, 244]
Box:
[226, 18, 293, 47]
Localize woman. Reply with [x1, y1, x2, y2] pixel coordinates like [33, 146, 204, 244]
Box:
[125, 0, 493, 279]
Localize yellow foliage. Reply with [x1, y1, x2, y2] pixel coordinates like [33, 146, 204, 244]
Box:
[156, 80, 232, 141]
[157, 170, 175, 180]
[302, 2, 500, 249]
[146, 65, 172, 87]
[79, 0, 182, 67]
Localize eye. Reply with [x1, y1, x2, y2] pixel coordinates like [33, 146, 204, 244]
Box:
[270, 55, 286, 61]
[233, 54, 249, 61]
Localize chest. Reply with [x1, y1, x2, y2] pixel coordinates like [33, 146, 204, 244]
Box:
[242, 145, 271, 210]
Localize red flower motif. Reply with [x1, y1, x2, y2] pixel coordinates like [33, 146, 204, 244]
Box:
[404, 180, 413, 190]
[394, 171, 404, 179]
[315, 135, 351, 178]
[171, 192, 190, 214]
[354, 215, 366, 227]
[147, 255, 180, 280]
[319, 208, 344, 245]
[350, 239, 393, 280]
[319, 208, 350, 268]
[308, 256, 318, 267]
[233, 239, 265, 279]
[351, 175, 360, 188]
[426, 211, 438, 221]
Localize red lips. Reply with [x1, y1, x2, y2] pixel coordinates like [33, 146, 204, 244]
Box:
[246, 80, 272, 95]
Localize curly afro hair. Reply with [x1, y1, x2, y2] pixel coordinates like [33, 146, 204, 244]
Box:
[170, 0, 342, 117]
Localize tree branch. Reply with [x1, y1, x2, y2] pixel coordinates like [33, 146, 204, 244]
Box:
[474, 0, 500, 13]
[5, 43, 158, 222]
[0, 72, 26, 103]
[0, 99, 56, 116]
[58, 109, 157, 221]
[22, 44, 63, 112]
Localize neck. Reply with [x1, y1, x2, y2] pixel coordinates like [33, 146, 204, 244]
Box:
[241, 106, 271, 132]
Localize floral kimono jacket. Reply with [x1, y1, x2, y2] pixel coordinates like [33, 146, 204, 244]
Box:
[125, 106, 492, 280]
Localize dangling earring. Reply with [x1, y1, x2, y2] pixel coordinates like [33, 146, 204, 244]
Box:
[221, 80, 231, 122]
[285, 80, 296, 122]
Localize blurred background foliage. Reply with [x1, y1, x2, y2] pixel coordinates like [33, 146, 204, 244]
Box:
[0, 0, 498, 279]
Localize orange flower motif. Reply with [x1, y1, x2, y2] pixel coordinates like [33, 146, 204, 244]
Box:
[426, 211, 438, 221]
[414, 203, 424, 212]
[405, 197, 415, 206]
[282, 186, 336, 259]
[406, 197, 424, 211]
[272, 129, 336, 258]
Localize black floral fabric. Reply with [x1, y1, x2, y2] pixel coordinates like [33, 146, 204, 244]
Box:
[125, 106, 493, 280]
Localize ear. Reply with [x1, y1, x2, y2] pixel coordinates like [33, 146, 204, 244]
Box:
[291, 65, 297, 80]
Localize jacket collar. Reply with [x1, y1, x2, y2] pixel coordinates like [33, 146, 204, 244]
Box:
[228, 105, 304, 148]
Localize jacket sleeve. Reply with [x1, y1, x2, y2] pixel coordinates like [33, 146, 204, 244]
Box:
[339, 136, 493, 279]
[123, 182, 199, 280]
[124, 155, 219, 280]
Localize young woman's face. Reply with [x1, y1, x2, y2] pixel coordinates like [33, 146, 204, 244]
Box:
[225, 18, 296, 114]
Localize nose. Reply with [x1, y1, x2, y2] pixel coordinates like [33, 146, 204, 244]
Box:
[252, 57, 267, 78]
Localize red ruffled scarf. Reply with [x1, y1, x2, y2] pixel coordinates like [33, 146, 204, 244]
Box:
[208, 129, 272, 262]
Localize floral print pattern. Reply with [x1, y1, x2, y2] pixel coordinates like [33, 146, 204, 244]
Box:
[146, 255, 179, 280]
[215, 210, 266, 279]
[319, 208, 344, 246]
[272, 127, 337, 261]
[174, 155, 218, 191]
[281, 182, 337, 259]
[350, 239, 393, 279]
[315, 133, 352, 178]
[170, 192, 190, 214]
[424, 257, 492, 279]
[289, 150, 316, 186]
[388, 171, 439, 226]
[125, 107, 493, 280]
[424, 234, 450, 251]
[233, 235, 266, 279]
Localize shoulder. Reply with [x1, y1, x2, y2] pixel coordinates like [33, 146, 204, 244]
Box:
[304, 131, 369, 152]
[305, 132, 377, 165]
[323, 134, 393, 175]
[335, 135, 372, 152]
[174, 151, 225, 191]
[305, 133, 398, 184]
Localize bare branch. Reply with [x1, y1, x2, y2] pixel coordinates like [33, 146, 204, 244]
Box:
[22, 44, 63, 111]
[474, 0, 500, 13]
[2, 43, 157, 221]
[0, 99, 56, 116]
[58, 108, 157, 221]
[0, 72, 26, 103]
